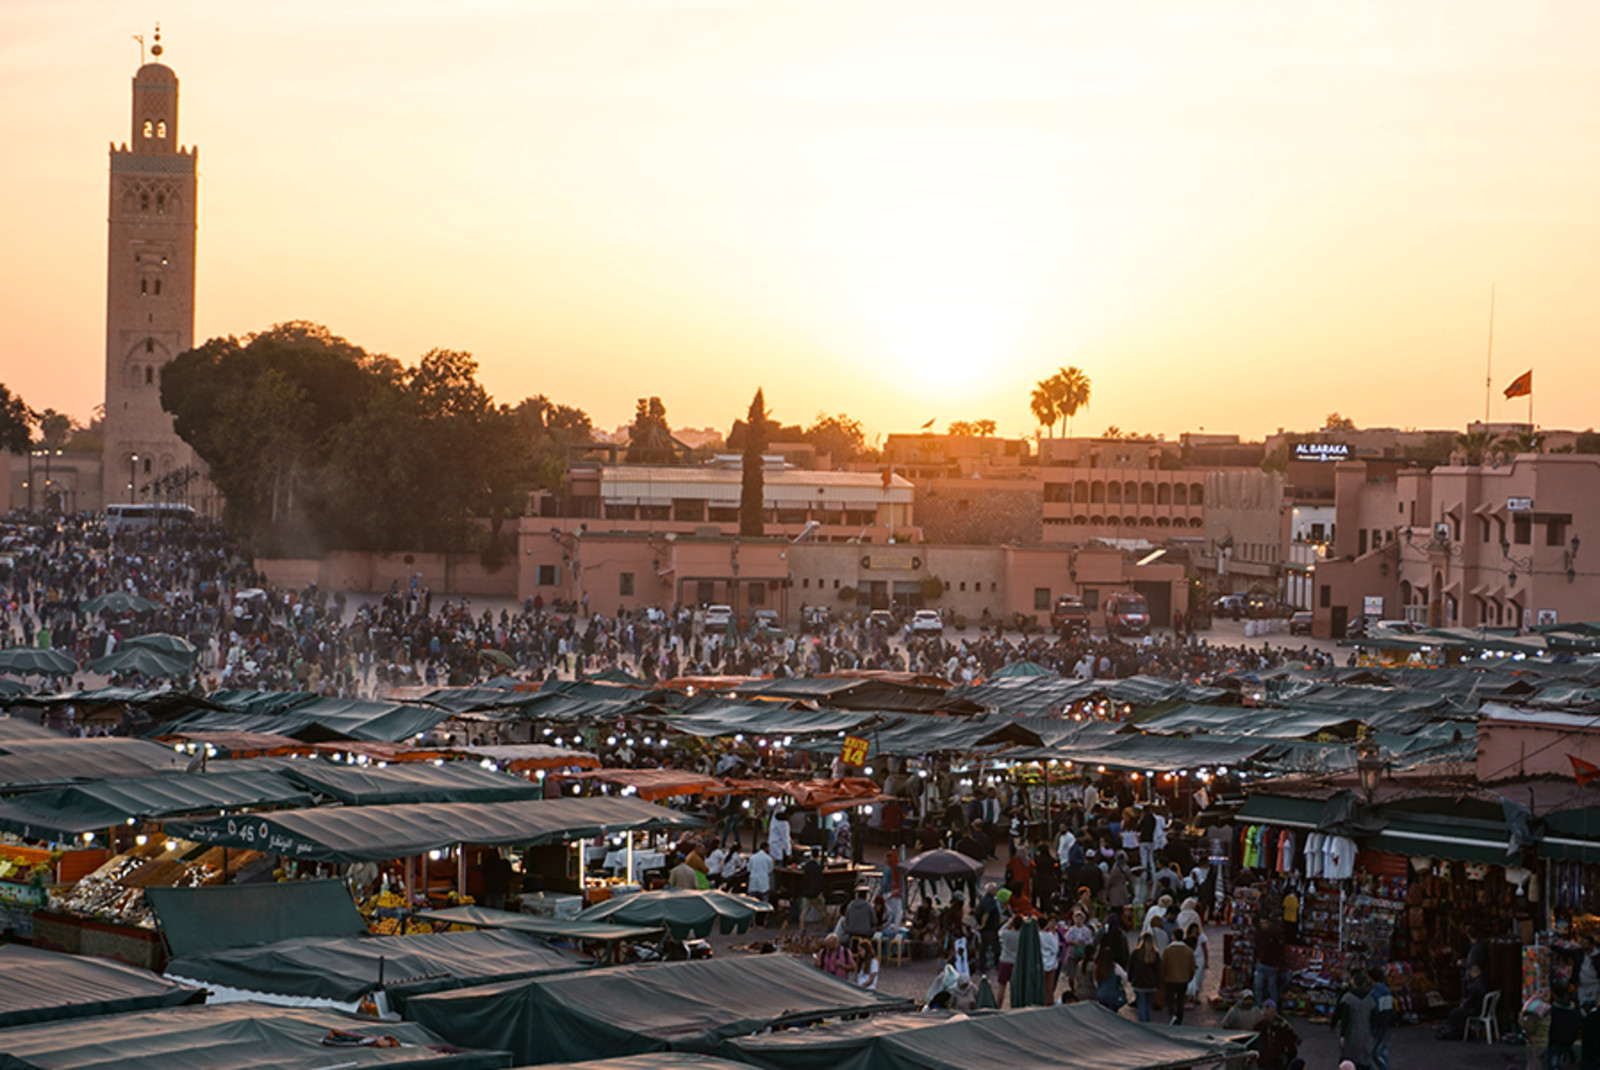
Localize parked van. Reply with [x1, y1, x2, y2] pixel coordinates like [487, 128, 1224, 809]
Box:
[1104, 592, 1152, 637]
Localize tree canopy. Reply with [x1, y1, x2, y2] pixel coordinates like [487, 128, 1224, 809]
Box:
[803, 412, 868, 462]
[625, 397, 678, 463]
[1030, 366, 1091, 436]
[0, 384, 33, 455]
[160, 321, 588, 560]
[947, 419, 996, 436]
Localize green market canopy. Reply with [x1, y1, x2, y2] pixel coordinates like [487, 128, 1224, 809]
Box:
[576, 889, 770, 939]
[415, 905, 666, 944]
[163, 696, 454, 744]
[0, 1002, 511, 1070]
[163, 929, 587, 1013]
[726, 1002, 1243, 1070]
[403, 955, 914, 1065]
[146, 880, 369, 958]
[165, 796, 704, 863]
[0, 769, 312, 840]
[0, 945, 202, 1029]
[279, 761, 544, 806]
[0, 738, 186, 790]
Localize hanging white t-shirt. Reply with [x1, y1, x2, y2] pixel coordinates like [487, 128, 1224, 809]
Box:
[1303, 832, 1325, 879]
[1325, 835, 1357, 880]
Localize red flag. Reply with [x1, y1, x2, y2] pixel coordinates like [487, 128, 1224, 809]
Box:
[1571, 754, 1599, 787]
[1504, 370, 1533, 399]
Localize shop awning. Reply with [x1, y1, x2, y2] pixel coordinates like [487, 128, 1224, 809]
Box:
[155, 730, 311, 758]
[567, 768, 726, 801]
[403, 955, 913, 1065]
[443, 744, 600, 772]
[660, 703, 880, 739]
[415, 905, 665, 944]
[280, 761, 545, 806]
[0, 945, 202, 1029]
[0, 737, 187, 790]
[1542, 808, 1600, 862]
[146, 879, 369, 958]
[0, 1002, 510, 1070]
[0, 769, 312, 840]
[163, 696, 455, 743]
[1235, 794, 1327, 829]
[164, 929, 586, 1013]
[0, 716, 61, 742]
[726, 1002, 1244, 1070]
[165, 796, 704, 863]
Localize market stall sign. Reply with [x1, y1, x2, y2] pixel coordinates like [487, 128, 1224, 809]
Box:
[840, 736, 869, 767]
[0, 881, 48, 908]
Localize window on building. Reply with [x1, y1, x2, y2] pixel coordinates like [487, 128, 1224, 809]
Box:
[1514, 516, 1532, 545]
[142, 120, 153, 138]
[833, 579, 840, 589]
[1358, 530, 1368, 556]
[1034, 588, 1051, 611]
[144, 367, 153, 385]
[1319, 585, 1331, 608]
[156, 121, 166, 138]
[139, 192, 149, 212]
[990, 582, 997, 593]
[536, 564, 559, 586]
[1083, 588, 1099, 610]
[140, 279, 147, 296]
[1548, 518, 1568, 546]
[142, 458, 152, 475]
[145, 338, 154, 353]
[619, 573, 634, 597]
[958, 582, 966, 592]
[801, 578, 809, 588]
[748, 582, 766, 607]
[156, 193, 165, 214]
[153, 279, 162, 296]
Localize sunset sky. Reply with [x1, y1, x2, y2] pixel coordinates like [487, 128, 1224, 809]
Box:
[3, 1, 1598, 443]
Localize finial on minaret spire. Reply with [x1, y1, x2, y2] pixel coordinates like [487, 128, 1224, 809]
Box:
[151, 24, 163, 58]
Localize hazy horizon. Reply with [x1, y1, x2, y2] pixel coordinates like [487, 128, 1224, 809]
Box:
[3, 1, 1597, 442]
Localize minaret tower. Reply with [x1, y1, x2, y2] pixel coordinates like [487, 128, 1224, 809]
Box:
[102, 26, 205, 507]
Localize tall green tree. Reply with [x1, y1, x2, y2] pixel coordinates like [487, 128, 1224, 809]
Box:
[1454, 428, 1493, 465]
[804, 412, 866, 462]
[740, 389, 769, 537]
[1029, 382, 1057, 436]
[625, 397, 678, 463]
[0, 385, 33, 454]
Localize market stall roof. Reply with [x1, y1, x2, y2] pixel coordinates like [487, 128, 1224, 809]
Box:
[146, 879, 370, 957]
[0, 769, 313, 840]
[725, 1002, 1244, 1070]
[0, 945, 202, 1029]
[725, 777, 889, 814]
[163, 696, 454, 743]
[280, 761, 545, 806]
[1139, 704, 1367, 740]
[207, 689, 319, 715]
[792, 714, 1042, 758]
[418, 688, 550, 715]
[568, 768, 727, 801]
[726, 677, 982, 715]
[165, 796, 705, 863]
[0, 737, 187, 790]
[415, 905, 665, 944]
[525, 1057, 733, 1070]
[659, 703, 880, 739]
[950, 675, 1227, 717]
[0, 716, 60, 742]
[403, 955, 914, 1065]
[1009, 732, 1270, 774]
[164, 929, 587, 1013]
[154, 729, 311, 758]
[443, 744, 600, 772]
[0, 1002, 512, 1070]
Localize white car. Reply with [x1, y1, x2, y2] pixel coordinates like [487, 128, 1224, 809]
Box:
[703, 604, 734, 632]
[910, 609, 944, 636]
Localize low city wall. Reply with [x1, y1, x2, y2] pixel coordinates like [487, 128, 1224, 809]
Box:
[256, 551, 518, 597]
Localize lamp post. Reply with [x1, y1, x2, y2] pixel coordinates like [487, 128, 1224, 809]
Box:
[129, 453, 138, 502]
[1355, 738, 1383, 803]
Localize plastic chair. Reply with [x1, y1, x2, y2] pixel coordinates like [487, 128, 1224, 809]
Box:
[1465, 990, 1500, 1044]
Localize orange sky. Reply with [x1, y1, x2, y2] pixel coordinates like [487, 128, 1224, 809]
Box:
[3, 1, 1598, 443]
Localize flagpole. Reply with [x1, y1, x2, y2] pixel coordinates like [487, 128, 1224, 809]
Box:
[1484, 283, 1495, 426]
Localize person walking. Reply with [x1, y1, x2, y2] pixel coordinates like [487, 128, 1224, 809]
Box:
[1332, 967, 1376, 1070]
[1161, 929, 1197, 1025]
[1129, 931, 1163, 1023]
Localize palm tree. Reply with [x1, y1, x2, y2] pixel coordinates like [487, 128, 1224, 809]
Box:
[1030, 382, 1059, 437]
[1054, 366, 1091, 437]
[1103, 425, 1123, 439]
[1497, 428, 1544, 457]
[1454, 429, 1492, 465]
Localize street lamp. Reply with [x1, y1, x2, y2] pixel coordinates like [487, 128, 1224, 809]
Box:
[1355, 738, 1383, 802]
[129, 453, 138, 501]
